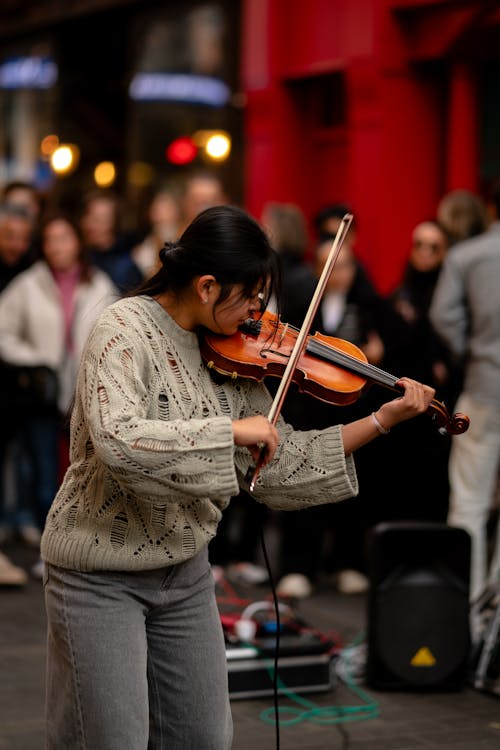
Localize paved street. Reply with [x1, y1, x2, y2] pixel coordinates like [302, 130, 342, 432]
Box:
[1, 539, 499, 750]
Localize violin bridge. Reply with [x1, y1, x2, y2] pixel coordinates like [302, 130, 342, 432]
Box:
[278, 323, 288, 346]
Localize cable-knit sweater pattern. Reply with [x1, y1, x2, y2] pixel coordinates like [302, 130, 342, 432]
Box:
[41, 295, 358, 571]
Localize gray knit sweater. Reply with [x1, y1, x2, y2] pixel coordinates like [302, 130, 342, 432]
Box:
[41, 295, 358, 571]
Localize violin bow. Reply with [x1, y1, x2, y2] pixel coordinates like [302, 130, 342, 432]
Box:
[247, 213, 354, 492]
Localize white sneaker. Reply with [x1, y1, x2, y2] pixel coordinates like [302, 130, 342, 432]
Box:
[276, 573, 313, 598]
[335, 569, 369, 594]
[0, 551, 28, 586]
[226, 562, 269, 585]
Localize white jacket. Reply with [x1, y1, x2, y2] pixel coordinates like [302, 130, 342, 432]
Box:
[0, 260, 118, 413]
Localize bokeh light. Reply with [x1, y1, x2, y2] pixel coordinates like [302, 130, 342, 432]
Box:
[94, 161, 116, 187]
[50, 144, 79, 175]
[166, 136, 198, 165]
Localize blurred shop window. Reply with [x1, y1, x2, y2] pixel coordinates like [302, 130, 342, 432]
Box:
[134, 4, 226, 76]
[126, 2, 242, 206]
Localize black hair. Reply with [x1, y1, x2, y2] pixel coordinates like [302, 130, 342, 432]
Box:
[132, 204, 281, 314]
[314, 203, 355, 234]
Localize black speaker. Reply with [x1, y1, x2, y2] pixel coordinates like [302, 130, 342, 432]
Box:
[366, 521, 471, 691]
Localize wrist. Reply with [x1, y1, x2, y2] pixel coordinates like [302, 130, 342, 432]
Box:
[371, 411, 390, 435]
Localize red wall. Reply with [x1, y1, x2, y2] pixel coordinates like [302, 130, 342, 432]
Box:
[240, 0, 482, 294]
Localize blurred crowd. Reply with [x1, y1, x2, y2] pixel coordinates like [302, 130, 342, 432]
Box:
[1, 171, 499, 605]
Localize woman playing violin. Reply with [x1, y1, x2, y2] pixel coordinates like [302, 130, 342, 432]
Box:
[41, 204, 435, 750]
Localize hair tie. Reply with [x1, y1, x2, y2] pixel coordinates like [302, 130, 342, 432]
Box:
[160, 241, 177, 265]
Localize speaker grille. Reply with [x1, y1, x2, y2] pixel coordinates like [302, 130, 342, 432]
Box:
[367, 523, 471, 691]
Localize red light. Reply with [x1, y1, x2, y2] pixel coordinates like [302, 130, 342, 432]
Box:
[166, 136, 197, 165]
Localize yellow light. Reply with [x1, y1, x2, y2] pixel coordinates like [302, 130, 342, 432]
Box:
[193, 130, 231, 162]
[94, 161, 116, 188]
[50, 144, 79, 175]
[205, 133, 231, 161]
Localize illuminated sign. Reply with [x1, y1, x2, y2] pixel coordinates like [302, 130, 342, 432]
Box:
[129, 73, 230, 107]
[0, 57, 58, 89]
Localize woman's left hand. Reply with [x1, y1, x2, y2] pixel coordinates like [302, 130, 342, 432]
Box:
[376, 377, 435, 430]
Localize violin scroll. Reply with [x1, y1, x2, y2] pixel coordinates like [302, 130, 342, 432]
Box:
[427, 399, 470, 436]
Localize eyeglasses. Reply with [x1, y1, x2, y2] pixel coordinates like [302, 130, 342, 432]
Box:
[412, 239, 444, 253]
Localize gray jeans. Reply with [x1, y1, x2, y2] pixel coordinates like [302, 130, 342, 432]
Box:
[43, 547, 233, 749]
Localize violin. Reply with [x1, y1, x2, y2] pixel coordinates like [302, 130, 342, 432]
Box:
[200, 310, 469, 437]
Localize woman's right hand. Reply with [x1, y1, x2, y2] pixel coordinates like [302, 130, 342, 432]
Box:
[232, 415, 280, 467]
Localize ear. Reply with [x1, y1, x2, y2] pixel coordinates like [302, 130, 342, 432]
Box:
[195, 274, 217, 304]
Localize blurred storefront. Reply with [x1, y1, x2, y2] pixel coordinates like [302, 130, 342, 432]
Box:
[0, 0, 243, 226]
[242, 0, 500, 291]
[1, 1, 500, 291]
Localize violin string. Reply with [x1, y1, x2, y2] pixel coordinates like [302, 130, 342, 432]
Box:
[301, 334, 400, 389]
[268, 317, 399, 388]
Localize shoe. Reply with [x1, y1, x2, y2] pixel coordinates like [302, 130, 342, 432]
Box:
[31, 558, 45, 580]
[18, 525, 42, 548]
[335, 569, 369, 594]
[226, 562, 269, 585]
[0, 551, 28, 586]
[276, 573, 313, 598]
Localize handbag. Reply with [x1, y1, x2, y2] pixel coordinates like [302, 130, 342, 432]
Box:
[0, 361, 60, 414]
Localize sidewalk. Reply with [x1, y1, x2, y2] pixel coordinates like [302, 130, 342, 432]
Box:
[1, 540, 499, 750]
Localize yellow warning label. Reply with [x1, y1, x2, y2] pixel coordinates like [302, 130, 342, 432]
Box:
[410, 647, 436, 667]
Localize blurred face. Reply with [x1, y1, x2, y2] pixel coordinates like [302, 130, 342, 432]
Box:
[315, 240, 356, 293]
[42, 219, 81, 271]
[410, 222, 448, 272]
[149, 192, 180, 228]
[182, 177, 227, 225]
[0, 215, 33, 266]
[4, 187, 40, 220]
[80, 197, 116, 248]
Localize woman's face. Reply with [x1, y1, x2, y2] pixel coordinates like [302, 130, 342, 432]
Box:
[43, 219, 81, 271]
[208, 284, 264, 336]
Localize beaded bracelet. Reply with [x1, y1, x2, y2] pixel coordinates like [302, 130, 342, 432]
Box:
[371, 411, 390, 435]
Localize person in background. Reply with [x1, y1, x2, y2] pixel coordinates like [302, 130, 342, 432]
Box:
[276, 206, 395, 597]
[40, 204, 434, 748]
[385, 219, 453, 523]
[433, 188, 490, 415]
[177, 169, 229, 234]
[79, 189, 143, 293]
[0, 210, 117, 578]
[388, 219, 452, 389]
[0, 203, 39, 582]
[437, 188, 489, 246]
[1, 179, 44, 262]
[314, 202, 355, 240]
[260, 200, 317, 323]
[0, 203, 35, 292]
[132, 183, 181, 279]
[430, 181, 500, 602]
[1, 180, 44, 222]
